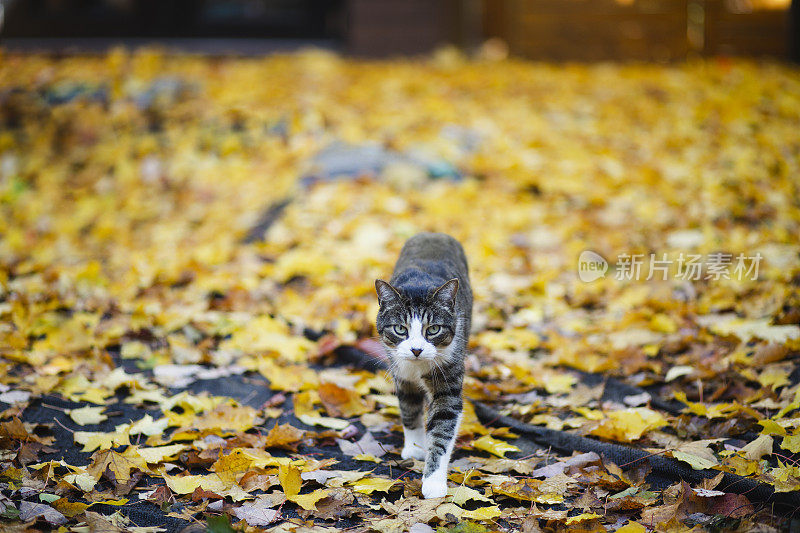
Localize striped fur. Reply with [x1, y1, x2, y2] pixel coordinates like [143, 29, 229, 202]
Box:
[375, 233, 472, 498]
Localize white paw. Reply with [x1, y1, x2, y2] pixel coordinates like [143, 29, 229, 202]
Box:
[421, 475, 448, 499]
[401, 444, 426, 461]
[402, 426, 426, 461]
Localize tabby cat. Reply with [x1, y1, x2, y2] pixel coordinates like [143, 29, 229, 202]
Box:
[375, 232, 472, 498]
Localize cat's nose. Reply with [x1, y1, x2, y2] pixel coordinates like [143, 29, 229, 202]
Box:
[411, 348, 422, 357]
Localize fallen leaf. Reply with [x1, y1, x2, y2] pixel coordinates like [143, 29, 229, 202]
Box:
[672, 440, 721, 470]
[264, 423, 305, 451]
[589, 407, 667, 442]
[289, 488, 329, 510]
[742, 435, 773, 461]
[279, 464, 302, 497]
[68, 406, 108, 425]
[337, 431, 386, 458]
[530, 452, 600, 477]
[349, 476, 399, 494]
[19, 501, 67, 525]
[232, 502, 281, 526]
[472, 435, 520, 458]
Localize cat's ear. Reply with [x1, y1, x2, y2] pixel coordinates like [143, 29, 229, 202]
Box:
[375, 280, 400, 306]
[433, 278, 459, 307]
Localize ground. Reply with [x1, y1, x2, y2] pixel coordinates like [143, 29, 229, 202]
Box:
[1, 49, 800, 532]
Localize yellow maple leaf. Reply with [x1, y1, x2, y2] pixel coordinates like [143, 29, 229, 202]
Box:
[449, 485, 493, 506]
[120, 341, 151, 360]
[212, 450, 254, 487]
[348, 476, 399, 494]
[297, 414, 351, 430]
[163, 473, 226, 494]
[74, 430, 130, 452]
[89, 448, 149, 485]
[671, 440, 721, 470]
[93, 498, 128, 506]
[288, 488, 329, 510]
[543, 372, 577, 394]
[759, 419, 787, 436]
[473, 435, 520, 458]
[616, 522, 647, 533]
[135, 444, 187, 464]
[63, 472, 97, 492]
[742, 435, 773, 461]
[237, 448, 296, 468]
[590, 407, 667, 442]
[461, 505, 502, 520]
[68, 406, 108, 426]
[781, 435, 800, 453]
[565, 512, 602, 524]
[459, 401, 490, 436]
[278, 464, 302, 497]
[190, 405, 258, 432]
[353, 454, 381, 463]
[220, 315, 313, 361]
[126, 414, 170, 436]
[758, 365, 792, 391]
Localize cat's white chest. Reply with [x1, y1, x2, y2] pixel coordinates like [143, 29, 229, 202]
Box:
[393, 358, 433, 386]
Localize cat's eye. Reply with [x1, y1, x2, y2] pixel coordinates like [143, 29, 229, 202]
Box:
[426, 325, 441, 336]
[392, 325, 408, 336]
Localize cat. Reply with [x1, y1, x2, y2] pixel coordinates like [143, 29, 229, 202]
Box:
[375, 232, 472, 498]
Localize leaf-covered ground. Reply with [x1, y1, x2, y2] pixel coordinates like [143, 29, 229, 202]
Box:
[1, 49, 800, 532]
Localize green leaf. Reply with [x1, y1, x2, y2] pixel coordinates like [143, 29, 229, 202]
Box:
[206, 514, 236, 533]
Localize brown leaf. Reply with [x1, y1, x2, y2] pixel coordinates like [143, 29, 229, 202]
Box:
[239, 471, 278, 492]
[147, 485, 173, 505]
[710, 492, 754, 518]
[263, 423, 305, 451]
[16, 441, 44, 465]
[699, 471, 725, 490]
[114, 470, 144, 496]
[87, 449, 147, 486]
[50, 498, 90, 518]
[262, 393, 287, 409]
[753, 343, 788, 365]
[191, 486, 224, 502]
[83, 511, 123, 533]
[316, 334, 342, 357]
[302, 488, 356, 520]
[318, 382, 373, 418]
[0, 418, 30, 440]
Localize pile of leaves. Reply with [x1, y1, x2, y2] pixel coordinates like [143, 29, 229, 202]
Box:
[1, 48, 799, 532]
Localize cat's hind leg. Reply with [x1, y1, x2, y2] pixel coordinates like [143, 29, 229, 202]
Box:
[397, 380, 427, 461]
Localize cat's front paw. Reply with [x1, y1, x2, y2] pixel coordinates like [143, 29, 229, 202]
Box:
[401, 444, 426, 461]
[401, 426, 427, 461]
[421, 474, 448, 499]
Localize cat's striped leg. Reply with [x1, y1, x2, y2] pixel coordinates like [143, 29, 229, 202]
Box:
[397, 380, 427, 461]
[421, 390, 463, 498]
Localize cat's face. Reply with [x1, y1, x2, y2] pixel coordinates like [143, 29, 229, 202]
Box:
[375, 279, 458, 362]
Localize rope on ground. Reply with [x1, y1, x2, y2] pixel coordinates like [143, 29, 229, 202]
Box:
[333, 345, 800, 514]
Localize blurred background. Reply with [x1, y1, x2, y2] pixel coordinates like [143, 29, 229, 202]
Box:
[0, 0, 797, 61]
